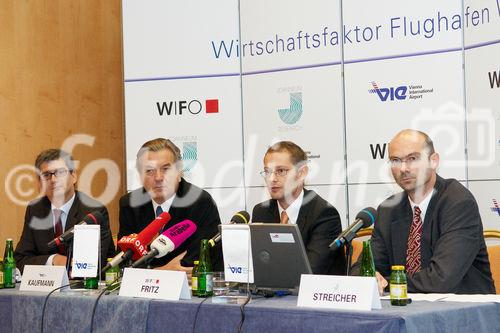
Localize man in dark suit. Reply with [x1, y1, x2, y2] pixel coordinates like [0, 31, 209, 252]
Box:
[118, 138, 222, 274]
[14, 149, 115, 273]
[368, 129, 494, 294]
[252, 141, 346, 275]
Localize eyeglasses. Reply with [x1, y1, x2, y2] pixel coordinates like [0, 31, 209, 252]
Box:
[259, 168, 290, 178]
[388, 155, 421, 168]
[40, 168, 71, 181]
[143, 166, 173, 177]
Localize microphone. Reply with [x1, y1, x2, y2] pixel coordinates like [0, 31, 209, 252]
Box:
[131, 220, 197, 268]
[47, 211, 103, 249]
[208, 211, 250, 247]
[102, 211, 171, 272]
[329, 207, 377, 251]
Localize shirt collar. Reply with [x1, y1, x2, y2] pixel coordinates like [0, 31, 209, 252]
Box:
[152, 194, 176, 215]
[408, 189, 435, 223]
[51, 193, 76, 216]
[277, 190, 304, 225]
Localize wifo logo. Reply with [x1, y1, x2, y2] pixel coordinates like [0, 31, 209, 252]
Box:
[488, 70, 500, 89]
[369, 81, 407, 101]
[182, 142, 197, 172]
[156, 99, 219, 116]
[491, 199, 500, 217]
[278, 92, 303, 124]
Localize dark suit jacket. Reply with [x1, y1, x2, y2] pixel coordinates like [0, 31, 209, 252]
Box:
[118, 178, 223, 270]
[370, 175, 495, 294]
[252, 189, 346, 275]
[14, 191, 115, 273]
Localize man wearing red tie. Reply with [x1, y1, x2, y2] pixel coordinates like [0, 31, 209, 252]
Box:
[14, 149, 114, 273]
[252, 141, 346, 275]
[369, 129, 495, 294]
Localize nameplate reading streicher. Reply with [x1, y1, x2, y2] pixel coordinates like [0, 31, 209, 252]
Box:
[297, 274, 381, 311]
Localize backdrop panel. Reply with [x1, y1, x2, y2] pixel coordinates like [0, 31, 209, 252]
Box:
[344, 52, 467, 184]
[242, 66, 344, 187]
[239, 0, 341, 72]
[468, 180, 500, 231]
[122, 0, 240, 79]
[124, 76, 244, 189]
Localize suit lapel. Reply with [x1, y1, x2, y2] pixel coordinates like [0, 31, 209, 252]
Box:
[390, 196, 413, 264]
[420, 176, 444, 268]
[295, 189, 313, 237]
[65, 192, 82, 232]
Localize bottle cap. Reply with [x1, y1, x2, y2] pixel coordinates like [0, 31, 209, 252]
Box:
[391, 265, 405, 270]
[194, 260, 199, 264]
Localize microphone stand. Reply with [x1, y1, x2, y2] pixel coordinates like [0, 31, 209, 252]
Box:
[345, 242, 353, 276]
[65, 242, 73, 277]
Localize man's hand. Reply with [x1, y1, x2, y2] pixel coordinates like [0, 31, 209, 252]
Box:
[375, 271, 388, 295]
[52, 254, 67, 266]
[155, 250, 193, 280]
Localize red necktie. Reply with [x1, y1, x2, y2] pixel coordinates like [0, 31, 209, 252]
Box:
[280, 211, 289, 224]
[53, 209, 65, 254]
[406, 206, 423, 276]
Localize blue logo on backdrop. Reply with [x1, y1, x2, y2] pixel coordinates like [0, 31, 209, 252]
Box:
[182, 141, 197, 172]
[369, 81, 407, 101]
[278, 92, 303, 124]
[369, 81, 434, 102]
[491, 199, 500, 217]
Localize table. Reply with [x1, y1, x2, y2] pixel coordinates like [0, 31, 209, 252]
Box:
[1, 287, 499, 333]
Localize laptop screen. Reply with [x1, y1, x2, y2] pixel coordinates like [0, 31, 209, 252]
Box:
[249, 223, 312, 290]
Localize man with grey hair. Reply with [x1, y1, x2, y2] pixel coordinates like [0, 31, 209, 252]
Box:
[118, 138, 223, 275]
[14, 149, 115, 273]
[366, 129, 494, 294]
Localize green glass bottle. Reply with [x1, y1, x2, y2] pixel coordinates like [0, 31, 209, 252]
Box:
[3, 239, 16, 288]
[359, 240, 376, 277]
[197, 240, 213, 298]
[0, 258, 4, 289]
[390, 265, 408, 306]
[105, 258, 120, 287]
[84, 277, 98, 289]
[191, 260, 199, 296]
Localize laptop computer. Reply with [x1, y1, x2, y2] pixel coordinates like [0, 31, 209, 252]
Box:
[249, 223, 312, 294]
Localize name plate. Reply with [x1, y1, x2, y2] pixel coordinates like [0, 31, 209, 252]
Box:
[20, 265, 69, 292]
[119, 268, 191, 300]
[298, 274, 381, 311]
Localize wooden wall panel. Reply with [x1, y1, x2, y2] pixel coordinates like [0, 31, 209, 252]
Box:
[0, 0, 125, 248]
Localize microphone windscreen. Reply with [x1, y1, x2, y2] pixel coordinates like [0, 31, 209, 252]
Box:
[84, 210, 104, 225]
[231, 211, 250, 224]
[162, 220, 197, 249]
[136, 211, 171, 245]
[355, 207, 377, 228]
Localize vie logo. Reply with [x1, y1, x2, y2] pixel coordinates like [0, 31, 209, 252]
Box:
[278, 92, 303, 124]
[75, 262, 88, 269]
[229, 265, 243, 274]
[369, 81, 407, 101]
[156, 99, 219, 116]
[491, 199, 500, 217]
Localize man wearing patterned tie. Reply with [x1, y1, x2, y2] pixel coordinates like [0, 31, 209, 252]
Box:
[369, 129, 494, 294]
[14, 149, 115, 273]
[118, 138, 222, 274]
[252, 141, 346, 275]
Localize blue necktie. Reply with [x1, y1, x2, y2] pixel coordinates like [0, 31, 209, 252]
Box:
[156, 205, 163, 217]
[156, 206, 165, 233]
